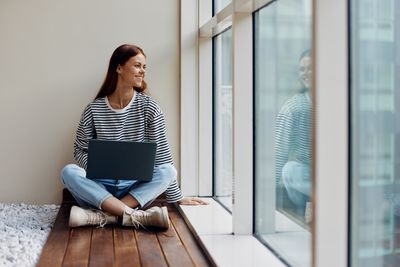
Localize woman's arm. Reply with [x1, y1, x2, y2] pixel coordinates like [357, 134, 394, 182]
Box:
[165, 179, 208, 205]
[146, 100, 207, 205]
[164, 180, 184, 203]
[73, 105, 95, 170]
[275, 109, 294, 185]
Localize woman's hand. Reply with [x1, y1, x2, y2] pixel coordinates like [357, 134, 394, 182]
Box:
[178, 197, 209, 205]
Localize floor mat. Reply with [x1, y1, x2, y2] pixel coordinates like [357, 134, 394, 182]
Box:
[0, 203, 59, 267]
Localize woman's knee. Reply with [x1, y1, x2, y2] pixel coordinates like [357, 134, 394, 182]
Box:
[282, 161, 308, 184]
[156, 164, 177, 183]
[61, 164, 84, 185]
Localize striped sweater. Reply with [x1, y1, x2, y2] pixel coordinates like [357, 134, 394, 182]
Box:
[73, 91, 183, 203]
[275, 91, 312, 185]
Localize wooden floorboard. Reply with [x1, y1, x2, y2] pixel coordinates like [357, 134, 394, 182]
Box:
[157, 217, 195, 266]
[89, 226, 115, 267]
[113, 227, 141, 267]
[38, 196, 214, 267]
[136, 229, 168, 267]
[62, 227, 92, 267]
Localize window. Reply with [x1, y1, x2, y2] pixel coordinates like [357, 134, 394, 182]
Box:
[254, 0, 312, 266]
[350, 0, 400, 266]
[213, 29, 233, 211]
[213, 0, 231, 14]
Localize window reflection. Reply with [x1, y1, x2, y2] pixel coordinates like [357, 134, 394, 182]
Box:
[254, 0, 312, 266]
[275, 50, 312, 224]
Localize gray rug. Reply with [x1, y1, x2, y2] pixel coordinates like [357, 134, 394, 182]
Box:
[0, 203, 59, 267]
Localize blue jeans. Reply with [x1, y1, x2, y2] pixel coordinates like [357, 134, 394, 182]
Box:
[282, 161, 311, 208]
[60, 163, 176, 209]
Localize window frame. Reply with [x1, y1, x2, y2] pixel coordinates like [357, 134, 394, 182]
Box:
[312, 0, 349, 266]
[212, 27, 234, 213]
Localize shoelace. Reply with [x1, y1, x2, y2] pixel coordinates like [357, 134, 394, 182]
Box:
[129, 210, 146, 229]
[88, 210, 107, 228]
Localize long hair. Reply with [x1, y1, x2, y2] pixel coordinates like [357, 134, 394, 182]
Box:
[95, 44, 147, 99]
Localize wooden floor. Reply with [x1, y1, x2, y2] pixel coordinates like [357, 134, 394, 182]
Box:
[37, 191, 215, 267]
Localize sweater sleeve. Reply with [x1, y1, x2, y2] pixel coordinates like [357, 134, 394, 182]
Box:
[275, 108, 294, 186]
[165, 180, 184, 203]
[147, 112, 174, 166]
[73, 104, 95, 170]
[146, 101, 184, 203]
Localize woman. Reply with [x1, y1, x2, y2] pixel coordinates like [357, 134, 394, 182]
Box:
[275, 50, 312, 220]
[61, 44, 207, 229]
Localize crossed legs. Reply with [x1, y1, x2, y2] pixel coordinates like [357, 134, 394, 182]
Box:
[60, 163, 176, 216]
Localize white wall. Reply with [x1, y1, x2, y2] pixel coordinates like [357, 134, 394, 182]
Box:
[0, 0, 180, 204]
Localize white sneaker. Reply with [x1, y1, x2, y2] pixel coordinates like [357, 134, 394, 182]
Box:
[122, 206, 170, 229]
[69, 205, 117, 228]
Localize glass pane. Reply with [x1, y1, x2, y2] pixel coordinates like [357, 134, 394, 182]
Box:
[213, 29, 233, 210]
[254, 0, 312, 266]
[350, 0, 400, 266]
[213, 0, 231, 15]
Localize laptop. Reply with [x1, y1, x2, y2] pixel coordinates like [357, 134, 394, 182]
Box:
[86, 139, 157, 181]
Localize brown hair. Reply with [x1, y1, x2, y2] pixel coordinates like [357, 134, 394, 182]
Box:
[95, 44, 147, 99]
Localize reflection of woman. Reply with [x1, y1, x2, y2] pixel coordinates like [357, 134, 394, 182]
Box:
[275, 50, 312, 213]
[61, 44, 207, 230]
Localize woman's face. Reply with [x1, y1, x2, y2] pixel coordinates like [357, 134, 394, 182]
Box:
[299, 56, 312, 89]
[117, 54, 146, 88]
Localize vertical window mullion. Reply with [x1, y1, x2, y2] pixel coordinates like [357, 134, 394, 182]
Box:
[313, 0, 349, 266]
[232, 11, 254, 234]
[198, 0, 213, 196]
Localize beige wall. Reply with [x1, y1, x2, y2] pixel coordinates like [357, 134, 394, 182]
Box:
[0, 0, 180, 204]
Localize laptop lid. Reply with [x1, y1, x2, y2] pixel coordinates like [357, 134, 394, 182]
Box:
[86, 139, 157, 181]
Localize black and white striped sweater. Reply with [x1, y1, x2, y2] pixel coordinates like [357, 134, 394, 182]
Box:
[275, 91, 312, 186]
[73, 91, 183, 203]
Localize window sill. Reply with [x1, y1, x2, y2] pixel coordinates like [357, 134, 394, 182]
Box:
[177, 198, 287, 267]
